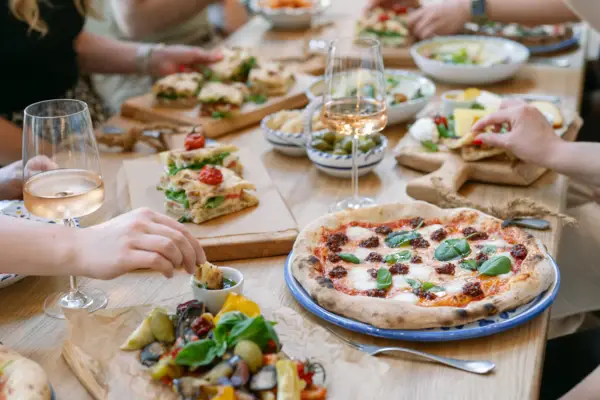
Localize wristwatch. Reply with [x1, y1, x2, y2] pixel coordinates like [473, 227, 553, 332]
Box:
[470, 0, 488, 25]
[135, 43, 164, 76]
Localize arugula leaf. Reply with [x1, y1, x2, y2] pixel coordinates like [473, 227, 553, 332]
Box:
[384, 250, 411, 264]
[422, 282, 444, 292]
[338, 253, 361, 264]
[165, 189, 189, 209]
[175, 339, 219, 367]
[376, 268, 393, 290]
[385, 231, 421, 248]
[405, 278, 421, 290]
[459, 260, 479, 271]
[248, 93, 268, 104]
[204, 196, 226, 209]
[434, 239, 471, 261]
[168, 152, 231, 176]
[422, 140, 438, 152]
[479, 255, 512, 276]
[482, 245, 497, 255]
[211, 111, 232, 120]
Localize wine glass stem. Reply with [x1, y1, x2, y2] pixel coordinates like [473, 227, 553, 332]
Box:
[63, 218, 81, 298]
[351, 134, 359, 203]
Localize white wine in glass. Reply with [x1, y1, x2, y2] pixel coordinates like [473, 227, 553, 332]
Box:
[22, 99, 108, 319]
[321, 38, 388, 211]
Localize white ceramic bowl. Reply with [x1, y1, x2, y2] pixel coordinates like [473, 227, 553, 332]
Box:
[260, 110, 328, 157]
[306, 135, 388, 178]
[411, 36, 530, 85]
[250, 0, 330, 30]
[190, 267, 244, 314]
[305, 69, 435, 126]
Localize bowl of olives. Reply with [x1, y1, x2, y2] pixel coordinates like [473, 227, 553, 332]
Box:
[307, 131, 387, 178]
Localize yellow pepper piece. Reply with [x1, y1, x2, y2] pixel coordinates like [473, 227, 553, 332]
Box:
[214, 293, 261, 323]
[212, 386, 235, 400]
[275, 360, 301, 400]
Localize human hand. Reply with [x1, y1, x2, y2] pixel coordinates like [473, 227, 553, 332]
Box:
[74, 208, 206, 280]
[149, 45, 223, 77]
[366, 0, 420, 9]
[407, 0, 470, 39]
[471, 101, 563, 165]
[0, 156, 57, 200]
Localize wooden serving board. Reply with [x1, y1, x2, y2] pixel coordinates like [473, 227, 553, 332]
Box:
[394, 116, 583, 204]
[120, 74, 315, 138]
[121, 150, 299, 262]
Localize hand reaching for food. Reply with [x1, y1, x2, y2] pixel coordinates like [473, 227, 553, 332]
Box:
[75, 208, 206, 280]
[149, 46, 223, 77]
[0, 156, 57, 200]
[367, 0, 420, 10]
[407, 0, 471, 39]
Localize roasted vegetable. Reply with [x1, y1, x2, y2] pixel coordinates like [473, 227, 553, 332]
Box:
[149, 308, 176, 343]
[139, 342, 167, 367]
[234, 340, 264, 372]
[120, 316, 154, 350]
[276, 360, 302, 400]
[249, 365, 277, 391]
[236, 391, 259, 400]
[214, 293, 261, 324]
[174, 377, 209, 399]
[213, 386, 236, 400]
[230, 360, 250, 387]
[195, 262, 225, 289]
[150, 356, 183, 380]
[176, 300, 206, 339]
[203, 356, 241, 384]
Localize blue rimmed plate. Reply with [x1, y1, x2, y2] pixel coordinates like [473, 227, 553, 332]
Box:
[284, 252, 560, 342]
[0, 200, 79, 289]
[529, 33, 579, 55]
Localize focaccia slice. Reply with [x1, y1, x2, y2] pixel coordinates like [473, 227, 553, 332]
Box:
[208, 47, 256, 82]
[152, 73, 203, 107]
[460, 145, 506, 162]
[159, 144, 242, 177]
[198, 82, 249, 119]
[162, 166, 258, 224]
[248, 62, 295, 97]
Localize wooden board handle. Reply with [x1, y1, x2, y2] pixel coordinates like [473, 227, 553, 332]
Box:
[406, 154, 472, 205]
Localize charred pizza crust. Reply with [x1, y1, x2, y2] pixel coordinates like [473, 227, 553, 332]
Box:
[291, 202, 554, 330]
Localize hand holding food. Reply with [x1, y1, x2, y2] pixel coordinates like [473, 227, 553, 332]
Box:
[472, 102, 564, 165]
[149, 46, 223, 77]
[74, 208, 206, 279]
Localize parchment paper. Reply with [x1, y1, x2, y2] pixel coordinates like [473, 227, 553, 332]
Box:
[63, 305, 394, 400]
[122, 149, 298, 239]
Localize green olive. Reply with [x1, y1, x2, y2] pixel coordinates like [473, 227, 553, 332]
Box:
[341, 138, 353, 153]
[310, 139, 333, 152]
[233, 340, 264, 373]
[358, 138, 376, 153]
[312, 131, 326, 141]
[371, 134, 382, 145]
[321, 131, 337, 144]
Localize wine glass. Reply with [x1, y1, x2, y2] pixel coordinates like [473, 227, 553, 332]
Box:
[321, 38, 388, 212]
[22, 99, 108, 319]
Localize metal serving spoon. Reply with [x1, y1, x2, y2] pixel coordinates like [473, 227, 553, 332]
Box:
[325, 326, 496, 375]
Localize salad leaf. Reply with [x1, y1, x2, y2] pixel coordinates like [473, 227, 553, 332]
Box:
[384, 250, 412, 264]
[165, 189, 189, 209]
[177, 216, 192, 223]
[168, 152, 231, 175]
[175, 339, 219, 367]
[376, 268, 393, 290]
[338, 253, 361, 264]
[204, 196, 226, 209]
[385, 231, 421, 248]
[434, 239, 471, 261]
[248, 94, 268, 104]
[422, 140, 438, 152]
[211, 111, 232, 120]
[412, 88, 424, 100]
[479, 255, 512, 276]
[227, 315, 280, 350]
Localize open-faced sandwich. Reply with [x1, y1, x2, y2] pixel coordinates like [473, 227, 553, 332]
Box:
[198, 82, 250, 119]
[207, 47, 257, 83]
[120, 297, 328, 399]
[153, 72, 204, 107]
[0, 345, 53, 400]
[356, 6, 410, 47]
[248, 62, 296, 97]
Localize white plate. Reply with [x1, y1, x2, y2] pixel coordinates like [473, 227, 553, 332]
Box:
[0, 201, 79, 289]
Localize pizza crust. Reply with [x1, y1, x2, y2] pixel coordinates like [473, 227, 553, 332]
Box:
[291, 202, 555, 330]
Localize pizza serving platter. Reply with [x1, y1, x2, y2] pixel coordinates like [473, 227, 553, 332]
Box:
[284, 252, 560, 342]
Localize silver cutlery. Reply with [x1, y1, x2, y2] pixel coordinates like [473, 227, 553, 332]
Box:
[530, 57, 571, 68]
[325, 326, 496, 375]
[502, 217, 551, 230]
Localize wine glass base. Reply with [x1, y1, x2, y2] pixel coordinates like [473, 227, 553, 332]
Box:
[330, 196, 376, 213]
[43, 288, 108, 319]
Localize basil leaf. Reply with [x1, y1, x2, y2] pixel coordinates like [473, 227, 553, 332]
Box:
[165, 189, 189, 209]
[459, 260, 479, 271]
[223, 277, 237, 289]
[422, 282, 444, 292]
[227, 315, 280, 351]
[263, 319, 281, 352]
[447, 116, 457, 137]
[405, 278, 421, 290]
[213, 312, 248, 346]
[384, 250, 411, 264]
[437, 124, 449, 138]
[211, 111, 232, 120]
[168, 152, 231, 175]
[438, 123, 458, 138]
[479, 255, 512, 276]
[482, 245, 497, 255]
[376, 268, 393, 290]
[434, 239, 471, 261]
[385, 231, 421, 248]
[422, 140, 438, 152]
[338, 253, 360, 264]
[205, 196, 225, 209]
[175, 339, 218, 367]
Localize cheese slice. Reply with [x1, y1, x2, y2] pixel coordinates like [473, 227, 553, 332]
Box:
[347, 268, 377, 291]
[445, 108, 492, 149]
[346, 226, 375, 242]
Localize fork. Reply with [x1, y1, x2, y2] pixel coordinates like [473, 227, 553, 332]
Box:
[325, 327, 495, 375]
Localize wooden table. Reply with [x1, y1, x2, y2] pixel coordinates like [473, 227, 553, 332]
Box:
[0, 6, 589, 400]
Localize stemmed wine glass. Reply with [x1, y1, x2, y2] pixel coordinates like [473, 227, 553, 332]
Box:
[22, 99, 108, 319]
[321, 38, 388, 212]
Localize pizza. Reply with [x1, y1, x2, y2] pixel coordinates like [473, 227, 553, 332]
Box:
[291, 202, 554, 329]
[0, 345, 52, 400]
[464, 22, 574, 48]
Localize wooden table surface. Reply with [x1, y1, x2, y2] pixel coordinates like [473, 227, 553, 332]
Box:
[0, 4, 589, 400]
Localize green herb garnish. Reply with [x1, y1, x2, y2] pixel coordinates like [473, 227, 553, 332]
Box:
[434, 239, 471, 261]
[223, 277, 237, 289]
[482, 245, 497, 255]
[471, 102, 485, 110]
[459, 260, 479, 271]
[384, 250, 412, 264]
[478, 255, 512, 276]
[405, 278, 421, 290]
[165, 189, 189, 209]
[177, 216, 192, 223]
[385, 231, 421, 248]
[422, 140, 438, 152]
[247, 93, 268, 104]
[338, 253, 361, 264]
[211, 111, 232, 120]
[204, 196, 226, 209]
[422, 282, 444, 292]
[168, 152, 231, 175]
[412, 88, 424, 100]
[376, 268, 393, 290]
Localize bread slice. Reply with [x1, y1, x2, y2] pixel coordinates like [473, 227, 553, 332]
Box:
[166, 191, 259, 224]
[442, 108, 492, 149]
[152, 73, 203, 108]
[530, 101, 563, 129]
[159, 145, 242, 176]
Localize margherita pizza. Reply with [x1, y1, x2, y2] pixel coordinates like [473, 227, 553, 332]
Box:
[291, 202, 554, 329]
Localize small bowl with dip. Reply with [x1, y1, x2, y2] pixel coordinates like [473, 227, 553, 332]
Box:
[190, 263, 244, 313]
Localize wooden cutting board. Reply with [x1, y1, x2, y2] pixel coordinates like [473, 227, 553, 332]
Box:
[122, 150, 298, 262]
[120, 74, 315, 138]
[394, 116, 583, 204]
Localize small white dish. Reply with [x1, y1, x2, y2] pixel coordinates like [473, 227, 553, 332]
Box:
[411, 36, 529, 85]
[190, 267, 244, 314]
[250, 0, 330, 30]
[440, 90, 477, 115]
[261, 110, 328, 157]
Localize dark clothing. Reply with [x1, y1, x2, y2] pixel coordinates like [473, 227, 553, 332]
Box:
[0, 0, 84, 116]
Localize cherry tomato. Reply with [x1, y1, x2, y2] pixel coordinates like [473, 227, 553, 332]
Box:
[295, 361, 315, 386]
[378, 13, 390, 22]
[184, 132, 206, 150]
[198, 166, 223, 185]
[392, 5, 408, 14]
[472, 138, 483, 146]
[433, 115, 448, 128]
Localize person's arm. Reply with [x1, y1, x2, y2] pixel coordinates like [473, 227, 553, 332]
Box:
[75, 32, 222, 76]
[561, 366, 600, 399]
[110, 0, 214, 40]
[481, 0, 578, 25]
[547, 141, 600, 189]
[0, 117, 24, 166]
